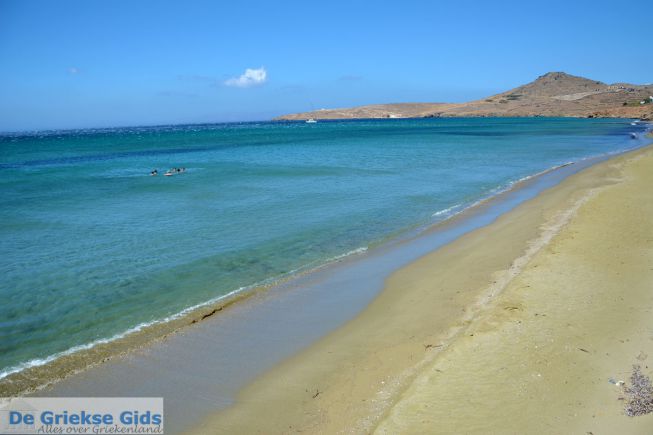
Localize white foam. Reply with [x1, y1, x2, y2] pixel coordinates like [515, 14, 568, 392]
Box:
[0, 245, 370, 383]
[427, 162, 575, 231]
[431, 203, 463, 218]
[325, 246, 368, 262]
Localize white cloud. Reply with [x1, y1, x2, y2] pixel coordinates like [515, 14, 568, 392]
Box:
[68, 67, 79, 74]
[224, 67, 267, 88]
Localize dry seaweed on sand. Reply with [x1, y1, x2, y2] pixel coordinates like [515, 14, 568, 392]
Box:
[623, 365, 653, 417]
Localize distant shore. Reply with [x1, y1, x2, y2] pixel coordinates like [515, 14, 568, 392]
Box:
[275, 72, 653, 121]
[189, 142, 653, 433]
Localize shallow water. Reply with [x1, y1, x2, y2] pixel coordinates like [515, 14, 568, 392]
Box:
[0, 117, 647, 378]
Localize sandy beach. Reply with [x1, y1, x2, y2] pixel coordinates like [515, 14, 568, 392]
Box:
[189, 142, 653, 434]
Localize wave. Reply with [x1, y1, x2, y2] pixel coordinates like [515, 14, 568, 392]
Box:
[424, 128, 651, 239]
[0, 245, 369, 383]
[3, 160, 579, 383]
[431, 203, 464, 218]
[426, 161, 575, 231]
[0, 155, 615, 383]
[2, 132, 650, 387]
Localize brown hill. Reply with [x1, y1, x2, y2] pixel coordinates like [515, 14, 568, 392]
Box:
[275, 72, 653, 121]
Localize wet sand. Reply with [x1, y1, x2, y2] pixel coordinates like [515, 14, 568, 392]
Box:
[189, 144, 653, 433]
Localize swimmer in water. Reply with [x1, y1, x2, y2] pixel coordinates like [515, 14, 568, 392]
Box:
[150, 169, 158, 176]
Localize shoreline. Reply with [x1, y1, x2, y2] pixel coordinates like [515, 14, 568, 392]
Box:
[377, 142, 653, 433]
[4, 129, 646, 396]
[188, 142, 653, 433]
[21, 140, 647, 434]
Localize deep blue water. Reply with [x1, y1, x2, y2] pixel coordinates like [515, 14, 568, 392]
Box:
[0, 117, 645, 378]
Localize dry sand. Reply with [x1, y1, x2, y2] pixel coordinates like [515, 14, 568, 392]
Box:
[189, 145, 653, 434]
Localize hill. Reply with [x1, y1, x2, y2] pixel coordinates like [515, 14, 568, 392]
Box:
[274, 72, 653, 121]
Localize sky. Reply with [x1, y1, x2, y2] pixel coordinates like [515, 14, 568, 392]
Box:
[0, 0, 651, 131]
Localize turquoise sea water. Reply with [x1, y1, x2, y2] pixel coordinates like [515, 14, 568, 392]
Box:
[0, 117, 646, 378]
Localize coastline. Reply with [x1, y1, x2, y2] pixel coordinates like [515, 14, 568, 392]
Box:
[274, 72, 653, 121]
[0, 125, 646, 433]
[4, 122, 645, 397]
[377, 141, 653, 434]
[14, 142, 643, 433]
[0, 159, 568, 395]
[188, 142, 653, 433]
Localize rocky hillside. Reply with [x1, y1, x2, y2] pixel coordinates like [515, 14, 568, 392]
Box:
[275, 72, 653, 121]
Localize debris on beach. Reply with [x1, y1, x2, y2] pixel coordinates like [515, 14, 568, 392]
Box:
[623, 365, 653, 417]
[306, 388, 321, 399]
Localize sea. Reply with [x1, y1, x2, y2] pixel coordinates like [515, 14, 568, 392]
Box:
[0, 117, 648, 383]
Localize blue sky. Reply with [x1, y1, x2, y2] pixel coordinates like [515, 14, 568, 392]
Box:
[0, 0, 651, 131]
